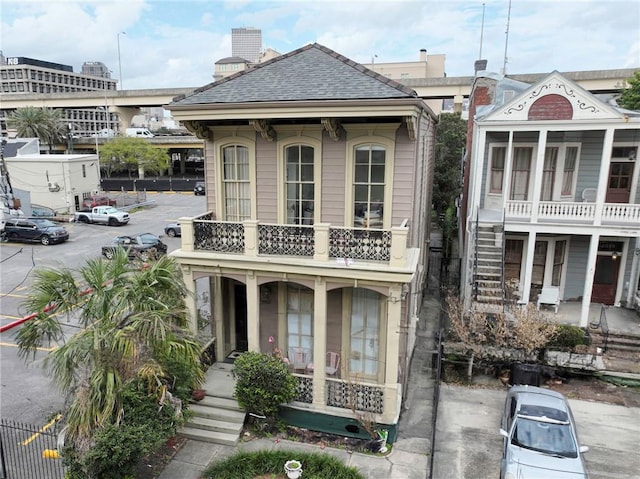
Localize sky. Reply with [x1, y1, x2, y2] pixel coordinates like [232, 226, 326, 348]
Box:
[1, 0, 639, 90]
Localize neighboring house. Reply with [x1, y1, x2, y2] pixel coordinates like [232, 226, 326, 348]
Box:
[167, 43, 438, 439]
[5, 142, 101, 214]
[461, 70, 640, 328]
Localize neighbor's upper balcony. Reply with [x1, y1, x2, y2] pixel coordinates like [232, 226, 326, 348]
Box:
[505, 200, 640, 227]
[175, 212, 412, 269]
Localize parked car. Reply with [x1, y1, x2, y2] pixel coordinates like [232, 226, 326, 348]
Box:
[193, 181, 205, 196]
[102, 233, 167, 260]
[500, 385, 589, 479]
[3, 218, 69, 245]
[82, 195, 116, 209]
[164, 222, 181, 237]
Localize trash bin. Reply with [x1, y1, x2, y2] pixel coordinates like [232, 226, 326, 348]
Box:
[511, 363, 542, 386]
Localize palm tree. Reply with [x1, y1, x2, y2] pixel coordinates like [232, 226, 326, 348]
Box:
[6, 106, 66, 152]
[16, 249, 205, 441]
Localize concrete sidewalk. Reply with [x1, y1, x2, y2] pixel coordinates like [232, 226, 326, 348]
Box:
[158, 295, 441, 479]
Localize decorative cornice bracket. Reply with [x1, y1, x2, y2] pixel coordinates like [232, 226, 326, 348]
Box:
[404, 116, 417, 141]
[249, 119, 276, 141]
[183, 120, 214, 142]
[321, 118, 344, 141]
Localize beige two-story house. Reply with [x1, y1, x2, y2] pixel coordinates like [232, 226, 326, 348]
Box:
[166, 43, 438, 440]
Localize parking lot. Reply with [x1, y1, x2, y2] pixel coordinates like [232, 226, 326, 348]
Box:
[0, 193, 205, 425]
[434, 384, 640, 479]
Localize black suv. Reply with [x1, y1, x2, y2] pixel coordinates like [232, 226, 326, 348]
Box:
[3, 218, 69, 245]
[193, 181, 205, 196]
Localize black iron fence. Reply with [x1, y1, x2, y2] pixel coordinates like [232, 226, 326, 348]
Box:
[0, 418, 66, 479]
[426, 250, 461, 295]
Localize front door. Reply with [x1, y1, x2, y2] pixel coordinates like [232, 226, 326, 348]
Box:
[606, 162, 633, 203]
[234, 284, 248, 351]
[591, 255, 620, 305]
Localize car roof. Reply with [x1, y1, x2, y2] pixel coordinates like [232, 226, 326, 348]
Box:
[510, 386, 570, 418]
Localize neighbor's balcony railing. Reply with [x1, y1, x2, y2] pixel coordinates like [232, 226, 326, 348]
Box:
[178, 212, 409, 266]
[505, 200, 640, 226]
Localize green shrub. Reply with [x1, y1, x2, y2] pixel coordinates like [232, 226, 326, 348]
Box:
[547, 324, 589, 349]
[232, 351, 297, 418]
[63, 384, 180, 478]
[204, 449, 365, 479]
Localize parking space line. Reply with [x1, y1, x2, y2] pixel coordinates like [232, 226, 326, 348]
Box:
[0, 341, 55, 352]
[21, 414, 62, 446]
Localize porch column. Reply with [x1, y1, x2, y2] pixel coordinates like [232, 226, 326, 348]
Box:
[520, 232, 537, 304]
[581, 234, 600, 328]
[501, 131, 515, 211]
[213, 276, 225, 363]
[312, 278, 328, 408]
[382, 284, 402, 424]
[181, 266, 198, 334]
[594, 128, 616, 225]
[246, 272, 260, 351]
[530, 130, 548, 222]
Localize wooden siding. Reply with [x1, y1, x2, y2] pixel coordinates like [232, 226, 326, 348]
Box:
[256, 135, 278, 223]
[564, 236, 589, 300]
[320, 131, 347, 225]
[205, 139, 216, 213]
[575, 131, 606, 203]
[391, 127, 417, 228]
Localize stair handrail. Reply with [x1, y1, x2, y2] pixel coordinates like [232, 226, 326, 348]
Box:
[599, 305, 609, 352]
[501, 210, 506, 312]
[473, 213, 479, 301]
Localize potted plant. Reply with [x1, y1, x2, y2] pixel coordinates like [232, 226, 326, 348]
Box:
[191, 388, 206, 401]
[284, 459, 303, 478]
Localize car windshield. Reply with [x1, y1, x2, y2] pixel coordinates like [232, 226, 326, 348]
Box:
[512, 416, 577, 457]
[139, 234, 159, 245]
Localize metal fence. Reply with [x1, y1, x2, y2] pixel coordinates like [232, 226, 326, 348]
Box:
[426, 250, 461, 295]
[0, 418, 66, 479]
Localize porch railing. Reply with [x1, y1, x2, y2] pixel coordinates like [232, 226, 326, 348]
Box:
[182, 214, 409, 266]
[326, 378, 384, 414]
[505, 200, 640, 225]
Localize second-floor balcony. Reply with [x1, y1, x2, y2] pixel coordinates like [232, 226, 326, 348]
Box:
[176, 212, 412, 269]
[505, 200, 640, 227]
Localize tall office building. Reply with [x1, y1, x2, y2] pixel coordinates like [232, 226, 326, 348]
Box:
[81, 61, 112, 79]
[231, 27, 262, 64]
[0, 54, 118, 137]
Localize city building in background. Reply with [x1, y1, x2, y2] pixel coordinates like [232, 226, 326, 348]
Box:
[362, 49, 446, 81]
[0, 52, 118, 138]
[231, 27, 262, 64]
[81, 61, 112, 79]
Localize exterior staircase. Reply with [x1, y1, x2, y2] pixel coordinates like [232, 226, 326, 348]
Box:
[179, 362, 246, 446]
[473, 224, 504, 312]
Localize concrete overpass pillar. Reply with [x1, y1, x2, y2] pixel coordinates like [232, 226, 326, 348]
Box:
[453, 95, 464, 114]
[110, 106, 140, 132]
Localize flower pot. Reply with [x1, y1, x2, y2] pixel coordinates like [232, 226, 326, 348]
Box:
[191, 389, 206, 401]
[284, 460, 302, 478]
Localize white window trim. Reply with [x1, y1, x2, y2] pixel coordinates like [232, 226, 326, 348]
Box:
[487, 143, 507, 196]
[276, 135, 322, 225]
[548, 142, 581, 200]
[345, 135, 395, 229]
[213, 134, 256, 221]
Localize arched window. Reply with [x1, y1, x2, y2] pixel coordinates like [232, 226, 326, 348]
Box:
[285, 145, 315, 225]
[222, 145, 250, 221]
[353, 144, 385, 228]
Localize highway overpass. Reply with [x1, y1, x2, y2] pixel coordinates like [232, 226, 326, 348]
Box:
[1, 68, 636, 129]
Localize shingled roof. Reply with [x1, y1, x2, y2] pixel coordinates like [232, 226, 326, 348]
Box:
[171, 43, 418, 106]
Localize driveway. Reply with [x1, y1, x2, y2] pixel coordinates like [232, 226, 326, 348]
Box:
[433, 384, 640, 479]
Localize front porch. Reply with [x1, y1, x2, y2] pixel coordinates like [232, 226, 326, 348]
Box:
[541, 300, 640, 335]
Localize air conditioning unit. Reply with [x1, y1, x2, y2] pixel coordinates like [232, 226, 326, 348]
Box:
[48, 182, 60, 192]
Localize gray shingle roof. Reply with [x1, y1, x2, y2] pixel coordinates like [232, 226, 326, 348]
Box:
[172, 43, 418, 106]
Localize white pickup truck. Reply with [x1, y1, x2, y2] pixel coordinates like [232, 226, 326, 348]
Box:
[74, 206, 130, 226]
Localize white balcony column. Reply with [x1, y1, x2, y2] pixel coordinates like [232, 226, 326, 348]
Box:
[501, 131, 515, 211]
[594, 128, 616, 225]
[243, 220, 259, 256]
[581, 234, 600, 327]
[179, 216, 195, 252]
[382, 284, 402, 424]
[313, 223, 331, 261]
[181, 265, 198, 334]
[312, 277, 328, 408]
[530, 129, 548, 222]
[213, 276, 225, 363]
[389, 227, 408, 267]
[246, 272, 260, 351]
[519, 232, 537, 304]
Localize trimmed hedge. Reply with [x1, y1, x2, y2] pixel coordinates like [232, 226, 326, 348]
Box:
[203, 449, 365, 479]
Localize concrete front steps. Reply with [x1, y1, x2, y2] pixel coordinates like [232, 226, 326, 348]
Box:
[180, 393, 246, 446]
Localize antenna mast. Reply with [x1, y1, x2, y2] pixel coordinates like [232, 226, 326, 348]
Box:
[479, 3, 486, 59]
[502, 0, 512, 75]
